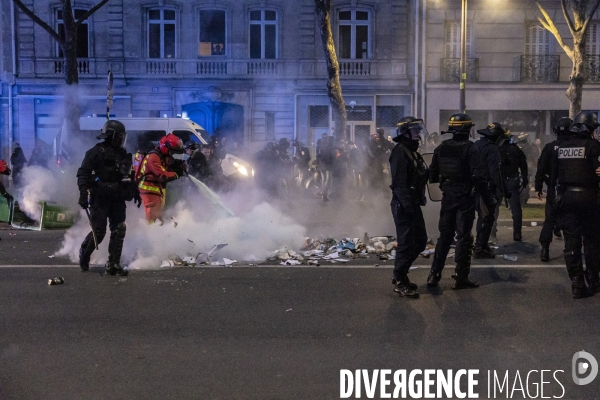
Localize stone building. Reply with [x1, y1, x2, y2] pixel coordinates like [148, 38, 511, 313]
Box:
[0, 0, 416, 164]
[423, 0, 600, 141]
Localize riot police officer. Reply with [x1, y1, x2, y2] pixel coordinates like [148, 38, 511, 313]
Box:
[389, 116, 429, 298]
[535, 117, 572, 261]
[77, 120, 141, 275]
[427, 114, 495, 289]
[495, 130, 528, 241]
[474, 122, 505, 258]
[552, 111, 600, 298]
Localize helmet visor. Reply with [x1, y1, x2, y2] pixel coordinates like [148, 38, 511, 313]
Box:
[111, 131, 127, 148]
[408, 121, 428, 141]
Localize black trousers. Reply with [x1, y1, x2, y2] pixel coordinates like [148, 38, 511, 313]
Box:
[391, 198, 427, 279]
[539, 192, 558, 244]
[492, 177, 523, 236]
[80, 193, 127, 262]
[475, 192, 499, 250]
[431, 191, 476, 278]
[558, 191, 600, 281]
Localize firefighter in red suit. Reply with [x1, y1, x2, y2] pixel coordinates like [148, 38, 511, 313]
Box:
[137, 133, 186, 222]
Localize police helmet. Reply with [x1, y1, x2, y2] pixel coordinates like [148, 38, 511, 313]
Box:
[278, 138, 290, 149]
[570, 111, 599, 134]
[395, 116, 427, 142]
[447, 113, 474, 134]
[477, 122, 506, 138]
[97, 120, 127, 148]
[185, 141, 199, 151]
[553, 117, 573, 135]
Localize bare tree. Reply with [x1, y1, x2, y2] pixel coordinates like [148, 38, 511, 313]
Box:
[12, 0, 110, 135]
[315, 0, 347, 143]
[536, 0, 600, 117]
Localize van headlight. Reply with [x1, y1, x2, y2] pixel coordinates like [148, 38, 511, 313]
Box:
[232, 161, 248, 176]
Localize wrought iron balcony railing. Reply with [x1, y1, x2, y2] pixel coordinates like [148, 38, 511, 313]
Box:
[585, 54, 600, 83]
[440, 58, 479, 82]
[18, 58, 407, 79]
[520, 55, 560, 82]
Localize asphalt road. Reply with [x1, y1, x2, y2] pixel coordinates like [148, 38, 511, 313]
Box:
[2, 203, 598, 399]
[1, 265, 599, 399]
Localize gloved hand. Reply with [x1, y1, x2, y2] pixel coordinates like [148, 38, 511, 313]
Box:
[505, 191, 512, 200]
[78, 192, 88, 209]
[134, 192, 142, 208]
[522, 178, 529, 189]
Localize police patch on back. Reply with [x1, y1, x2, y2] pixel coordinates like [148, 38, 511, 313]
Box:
[558, 147, 585, 158]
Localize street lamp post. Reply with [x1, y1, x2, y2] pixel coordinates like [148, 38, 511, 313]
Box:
[459, 0, 467, 113]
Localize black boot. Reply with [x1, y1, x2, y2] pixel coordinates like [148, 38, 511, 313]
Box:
[78, 236, 95, 272]
[391, 276, 417, 290]
[394, 275, 419, 298]
[513, 231, 522, 242]
[452, 275, 480, 290]
[572, 275, 589, 299]
[105, 262, 129, 276]
[427, 271, 442, 287]
[540, 244, 550, 262]
[473, 247, 495, 259]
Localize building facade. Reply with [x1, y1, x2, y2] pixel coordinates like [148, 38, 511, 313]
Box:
[423, 0, 600, 141]
[0, 0, 416, 164]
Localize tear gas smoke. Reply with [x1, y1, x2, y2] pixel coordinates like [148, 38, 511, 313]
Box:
[56, 188, 307, 269]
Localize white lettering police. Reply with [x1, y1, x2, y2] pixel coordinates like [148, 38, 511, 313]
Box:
[558, 147, 585, 159]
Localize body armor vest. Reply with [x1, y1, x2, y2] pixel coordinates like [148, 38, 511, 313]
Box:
[95, 144, 128, 183]
[396, 143, 428, 192]
[500, 143, 520, 177]
[558, 137, 597, 188]
[438, 139, 471, 182]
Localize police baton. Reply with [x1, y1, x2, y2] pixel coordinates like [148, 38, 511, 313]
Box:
[84, 208, 99, 250]
[85, 190, 98, 250]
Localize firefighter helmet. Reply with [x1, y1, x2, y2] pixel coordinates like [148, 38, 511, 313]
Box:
[159, 133, 185, 155]
[0, 160, 11, 176]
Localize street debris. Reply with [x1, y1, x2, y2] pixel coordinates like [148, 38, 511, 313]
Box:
[48, 277, 64, 285]
[503, 254, 518, 262]
[48, 255, 55, 258]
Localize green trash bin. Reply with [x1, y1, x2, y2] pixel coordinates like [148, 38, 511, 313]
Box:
[41, 202, 75, 230]
[0, 196, 10, 223]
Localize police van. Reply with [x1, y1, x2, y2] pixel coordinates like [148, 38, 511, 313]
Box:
[55, 116, 254, 180]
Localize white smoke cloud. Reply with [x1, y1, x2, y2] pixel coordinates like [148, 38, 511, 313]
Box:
[56, 193, 307, 269]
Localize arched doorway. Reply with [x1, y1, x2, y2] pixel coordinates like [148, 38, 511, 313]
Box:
[182, 101, 244, 144]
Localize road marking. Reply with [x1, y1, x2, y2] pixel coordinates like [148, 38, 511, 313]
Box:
[0, 264, 566, 269]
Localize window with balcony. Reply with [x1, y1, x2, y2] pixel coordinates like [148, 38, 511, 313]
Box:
[56, 9, 89, 58]
[585, 22, 600, 81]
[441, 21, 476, 82]
[444, 21, 472, 58]
[249, 10, 277, 59]
[148, 8, 177, 58]
[338, 9, 370, 59]
[522, 23, 558, 82]
[199, 10, 226, 57]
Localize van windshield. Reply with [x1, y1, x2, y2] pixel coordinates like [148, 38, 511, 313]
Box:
[195, 129, 209, 144]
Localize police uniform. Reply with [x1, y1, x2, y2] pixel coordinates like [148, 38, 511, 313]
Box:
[535, 117, 571, 261]
[77, 120, 139, 275]
[552, 112, 600, 298]
[495, 137, 528, 241]
[473, 123, 505, 258]
[427, 114, 493, 289]
[389, 117, 428, 298]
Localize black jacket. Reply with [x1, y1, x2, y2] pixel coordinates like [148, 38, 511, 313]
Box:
[534, 136, 566, 193]
[474, 137, 502, 195]
[389, 136, 428, 210]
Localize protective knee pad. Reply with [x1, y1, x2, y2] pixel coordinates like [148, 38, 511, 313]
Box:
[112, 222, 126, 239]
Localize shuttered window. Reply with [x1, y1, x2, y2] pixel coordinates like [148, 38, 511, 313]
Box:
[525, 22, 554, 55]
[444, 21, 472, 58]
[586, 22, 600, 55]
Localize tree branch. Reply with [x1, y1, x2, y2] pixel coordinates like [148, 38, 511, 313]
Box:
[535, 3, 574, 59]
[559, 0, 577, 35]
[76, 0, 110, 26]
[12, 0, 63, 45]
[581, 0, 600, 37]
